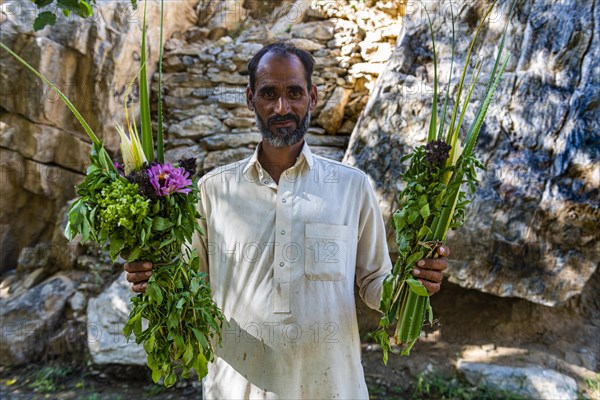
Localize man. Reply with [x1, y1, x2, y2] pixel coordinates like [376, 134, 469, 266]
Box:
[125, 41, 448, 399]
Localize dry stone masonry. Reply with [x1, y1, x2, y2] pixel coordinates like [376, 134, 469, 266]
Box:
[157, 0, 405, 175]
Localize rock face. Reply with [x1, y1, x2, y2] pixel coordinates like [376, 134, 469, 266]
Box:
[344, 0, 599, 306]
[0, 275, 74, 365]
[457, 361, 578, 400]
[87, 272, 147, 366]
[0, 1, 197, 271]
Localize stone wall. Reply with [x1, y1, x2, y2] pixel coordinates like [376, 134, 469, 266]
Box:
[158, 0, 405, 175]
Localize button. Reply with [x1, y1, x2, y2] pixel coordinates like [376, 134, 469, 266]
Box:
[279, 262, 285, 267]
[282, 199, 287, 203]
[280, 230, 286, 235]
[264, 180, 270, 185]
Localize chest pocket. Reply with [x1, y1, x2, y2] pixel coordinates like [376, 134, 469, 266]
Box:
[304, 223, 349, 281]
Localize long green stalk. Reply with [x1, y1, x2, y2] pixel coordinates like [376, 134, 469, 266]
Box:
[156, 0, 165, 163]
[0, 41, 117, 174]
[437, 2, 455, 141]
[422, 3, 438, 143]
[0, 42, 100, 147]
[139, 0, 154, 162]
[445, 1, 498, 146]
[386, 0, 515, 359]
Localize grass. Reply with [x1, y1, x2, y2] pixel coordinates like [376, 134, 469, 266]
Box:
[28, 365, 74, 393]
[411, 373, 528, 400]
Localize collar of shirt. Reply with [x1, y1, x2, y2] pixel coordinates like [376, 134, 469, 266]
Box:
[242, 140, 315, 183]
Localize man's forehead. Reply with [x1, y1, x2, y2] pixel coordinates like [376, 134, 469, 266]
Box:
[254, 53, 308, 88]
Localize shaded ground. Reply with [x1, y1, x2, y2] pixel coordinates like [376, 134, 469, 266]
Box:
[3, 341, 593, 400]
[1, 274, 598, 399]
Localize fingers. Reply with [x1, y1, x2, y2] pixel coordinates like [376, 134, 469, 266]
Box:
[126, 270, 153, 283]
[411, 246, 449, 296]
[436, 245, 450, 257]
[124, 261, 153, 273]
[123, 261, 153, 293]
[132, 281, 148, 293]
[416, 256, 448, 272]
[417, 278, 441, 296]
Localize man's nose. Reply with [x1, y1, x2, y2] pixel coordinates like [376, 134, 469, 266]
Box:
[274, 96, 291, 115]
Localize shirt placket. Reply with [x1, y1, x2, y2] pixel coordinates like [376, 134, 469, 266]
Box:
[272, 168, 295, 314]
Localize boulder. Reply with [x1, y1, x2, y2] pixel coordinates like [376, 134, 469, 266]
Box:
[87, 272, 147, 366]
[344, 0, 599, 306]
[315, 87, 353, 134]
[457, 361, 578, 400]
[0, 275, 74, 365]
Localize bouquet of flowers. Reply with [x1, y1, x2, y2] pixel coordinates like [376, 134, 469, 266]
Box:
[1, 0, 223, 387]
[373, 0, 514, 362]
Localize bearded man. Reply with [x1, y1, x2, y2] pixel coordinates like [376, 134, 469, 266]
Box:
[125, 41, 448, 399]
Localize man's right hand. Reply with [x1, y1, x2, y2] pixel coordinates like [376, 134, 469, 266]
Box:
[124, 261, 153, 293]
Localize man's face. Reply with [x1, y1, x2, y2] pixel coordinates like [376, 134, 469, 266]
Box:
[246, 53, 318, 148]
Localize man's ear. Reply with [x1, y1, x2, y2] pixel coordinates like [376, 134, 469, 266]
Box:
[309, 84, 318, 112]
[246, 86, 254, 111]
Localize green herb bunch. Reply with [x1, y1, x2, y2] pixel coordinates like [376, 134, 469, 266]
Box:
[373, 0, 514, 363]
[66, 148, 223, 387]
[1, 0, 223, 387]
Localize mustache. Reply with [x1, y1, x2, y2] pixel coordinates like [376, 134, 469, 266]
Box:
[268, 114, 300, 125]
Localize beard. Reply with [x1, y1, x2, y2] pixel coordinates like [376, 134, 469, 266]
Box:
[254, 103, 311, 148]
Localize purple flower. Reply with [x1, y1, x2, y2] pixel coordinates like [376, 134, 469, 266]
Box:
[114, 162, 125, 176]
[425, 140, 452, 167]
[147, 163, 193, 197]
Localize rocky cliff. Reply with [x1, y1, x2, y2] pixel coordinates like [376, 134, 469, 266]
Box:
[0, 0, 197, 271]
[345, 0, 599, 306]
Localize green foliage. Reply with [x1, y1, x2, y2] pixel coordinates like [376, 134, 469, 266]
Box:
[124, 252, 223, 387]
[65, 153, 223, 387]
[29, 0, 137, 31]
[374, 0, 515, 363]
[412, 373, 528, 400]
[96, 179, 149, 235]
[27, 365, 73, 393]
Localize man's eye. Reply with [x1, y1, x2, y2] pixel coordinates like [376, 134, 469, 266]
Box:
[290, 89, 303, 98]
[262, 91, 276, 99]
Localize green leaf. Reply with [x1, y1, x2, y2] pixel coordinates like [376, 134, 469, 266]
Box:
[78, 0, 93, 17]
[33, 11, 56, 31]
[405, 251, 424, 268]
[34, 0, 53, 8]
[144, 336, 155, 353]
[123, 322, 133, 339]
[176, 297, 186, 309]
[192, 352, 208, 379]
[109, 235, 124, 261]
[426, 299, 434, 325]
[406, 278, 429, 297]
[151, 368, 162, 384]
[57, 0, 79, 12]
[168, 311, 179, 329]
[407, 210, 420, 224]
[164, 372, 176, 388]
[147, 283, 163, 305]
[153, 217, 174, 231]
[419, 203, 430, 219]
[183, 343, 194, 365]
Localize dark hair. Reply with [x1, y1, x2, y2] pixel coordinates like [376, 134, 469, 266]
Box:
[247, 41, 315, 93]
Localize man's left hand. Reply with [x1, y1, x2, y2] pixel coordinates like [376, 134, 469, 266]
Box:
[411, 245, 449, 296]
